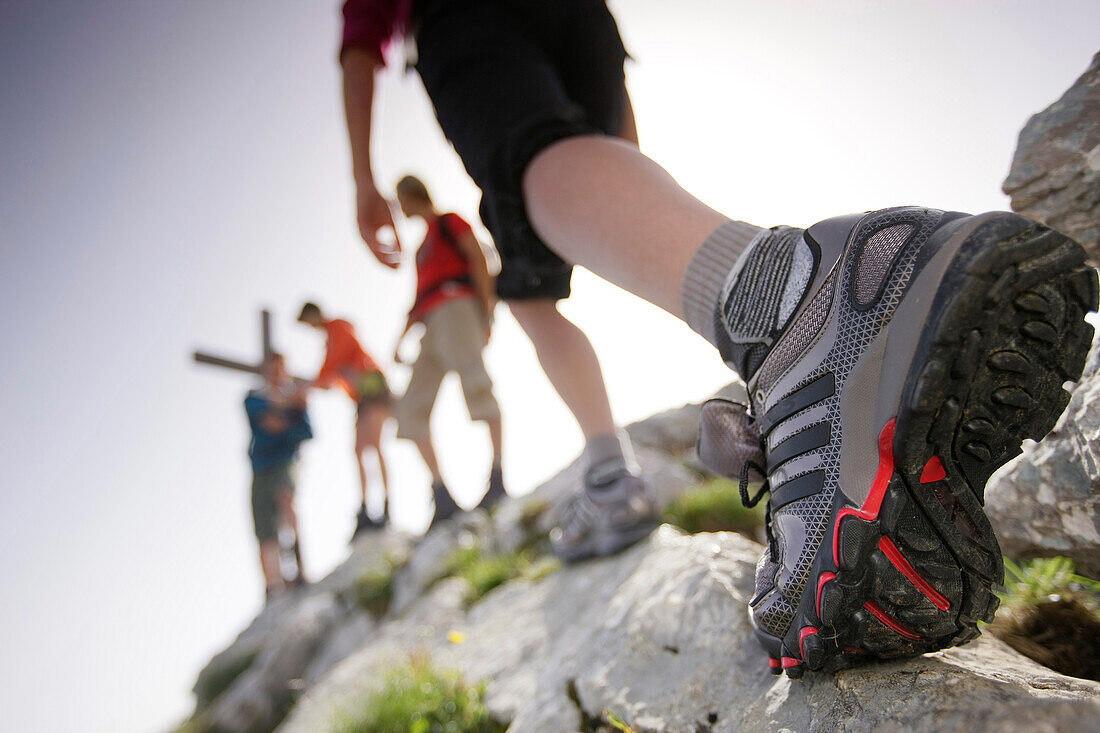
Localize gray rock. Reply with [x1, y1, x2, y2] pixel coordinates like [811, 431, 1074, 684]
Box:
[278, 528, 1100, 733]
[1004, 51, 1100, 260]
[390, 521, 465, 614]
[302, 608, 376, 685]
[310, 529, 413, 604]
[278, 579, 469, 733]
[987, 333, 1100, 578]
[191, 589, 307, 708]
[206, 593, 343, 733]
[625, 402, 703, 454]
[191, 379, 1100, 732]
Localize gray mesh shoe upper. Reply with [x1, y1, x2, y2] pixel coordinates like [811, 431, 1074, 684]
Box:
[728, 207, 950, 640]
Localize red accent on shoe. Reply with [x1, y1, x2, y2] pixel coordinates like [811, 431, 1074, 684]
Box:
[920, 456, 946, 483]
[878, 536, 951, 611]
[833, 419, 896, 565]
[781, 656, 802, 669]
[863, 600, 921, 640]
[843, 646, 867, 653]
[799, 626, 819, 659]
[816, 572, 836, 618]
[768, 657, 781, 669]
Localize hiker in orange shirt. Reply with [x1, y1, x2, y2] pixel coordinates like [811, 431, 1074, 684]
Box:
[298, 301, 393, 539]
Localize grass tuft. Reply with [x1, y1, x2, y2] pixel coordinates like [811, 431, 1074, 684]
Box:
[193, 647, 259, 708]
[997, 556, 1100, 613]
[518, 497, 550, 530]
[442, 540, 560, 605]
[328, 655, 504, 733]
[170, 712, 211, 733]
[991, 556, 1100, 681]
[355, 551, 406, 618]
[604, 708, 634, 732]
[663, 478, 765, 536]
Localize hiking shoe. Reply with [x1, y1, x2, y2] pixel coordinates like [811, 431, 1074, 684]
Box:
[718, 207, 1096, 677]
[351, 504, 382, 542]
[476, 464, 507, 511]
[429, 480, 461, 530]
[550, 462, 660, 563]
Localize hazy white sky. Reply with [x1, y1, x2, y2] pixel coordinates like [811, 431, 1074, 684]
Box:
[0, 1, 1096, 731]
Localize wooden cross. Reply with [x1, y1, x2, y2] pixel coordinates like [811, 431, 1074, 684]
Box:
[193, 309, 309, 385]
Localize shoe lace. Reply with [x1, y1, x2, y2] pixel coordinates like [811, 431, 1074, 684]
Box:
[738, 459, 769, 508]
[738, 428, 779, 562]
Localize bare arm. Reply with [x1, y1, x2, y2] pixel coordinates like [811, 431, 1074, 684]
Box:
[393, 313, 415, 364]
[342, 47, 401, 268]
[454, 230, 497, 327]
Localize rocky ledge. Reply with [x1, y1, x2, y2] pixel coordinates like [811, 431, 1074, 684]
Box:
[179, 393, 1100, 733]
[279, 527, 1098, 733]
[1004, 51, 1100, 261]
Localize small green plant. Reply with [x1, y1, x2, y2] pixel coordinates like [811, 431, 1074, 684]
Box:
[518, 497, 550, 530]
[329, 655, 504, 733]
[524, 555, 562, 582]
[355, 552, 404, 617]
[170, 712, 211, 733]
[990, 556, 1100, 681]
[193, 647, 260, 707]
[441, 540, 559, 604]
[997, 557, 1100, 613]
[663, 478, 765, 536]
[604, 708, 634, 732]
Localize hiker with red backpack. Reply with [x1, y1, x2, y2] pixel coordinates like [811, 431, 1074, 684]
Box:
[391, 175, 506, 527]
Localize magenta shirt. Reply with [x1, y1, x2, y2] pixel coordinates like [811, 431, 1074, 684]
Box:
[340, 0, 413, 63]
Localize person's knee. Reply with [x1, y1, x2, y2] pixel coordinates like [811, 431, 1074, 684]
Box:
[275, 490, 294, 513]
[394, 400, 431, 442]
[459, 368, 500, 423]
[507, 298, 559, 332]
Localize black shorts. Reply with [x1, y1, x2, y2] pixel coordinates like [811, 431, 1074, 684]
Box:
[415, 0, 629, 301]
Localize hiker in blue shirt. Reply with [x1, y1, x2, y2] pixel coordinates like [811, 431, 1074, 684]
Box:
[245, 353, 312, 599]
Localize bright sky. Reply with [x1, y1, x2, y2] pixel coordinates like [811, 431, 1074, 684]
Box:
[1, 1, 1096, 731]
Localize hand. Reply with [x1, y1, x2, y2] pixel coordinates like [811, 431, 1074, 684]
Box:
[356, 183, 402, 268]
[393, 346, 405, 365]
[481, 299, 495, 346]
[260, 411, 288, 434]
[289, 384, 310, 408]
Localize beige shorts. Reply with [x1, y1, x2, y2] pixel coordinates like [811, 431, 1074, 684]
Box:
[395, 296, 501, 441]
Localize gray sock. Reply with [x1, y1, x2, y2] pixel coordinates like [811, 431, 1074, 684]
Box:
[681, 221, 812, 379]
[681, 220, 764, 346]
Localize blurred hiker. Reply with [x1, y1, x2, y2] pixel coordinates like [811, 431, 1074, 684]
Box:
[297, 302, 393, 539]
[341, 3, 657, 555]
[245, 353, 312, 598]
[337, 0, 1097, 675]
[388, 175, 506, 528]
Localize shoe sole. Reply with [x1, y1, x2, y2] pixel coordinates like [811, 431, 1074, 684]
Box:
[761, 213, 1097, 677]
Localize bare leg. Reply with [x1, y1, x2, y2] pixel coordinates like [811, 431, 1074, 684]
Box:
[276, 490, 298, 532]
[357, 406, 390, 511]
[374, 444, 389, 511]
[275, 490, 303, 583]
[354, 414, 371, 508]
[507, 298, 615, 440]
[523, 135, 729, 317]
[258, 540, 284, 593]
[415, 436, 443, 484]
[486, 415, 503, 465]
